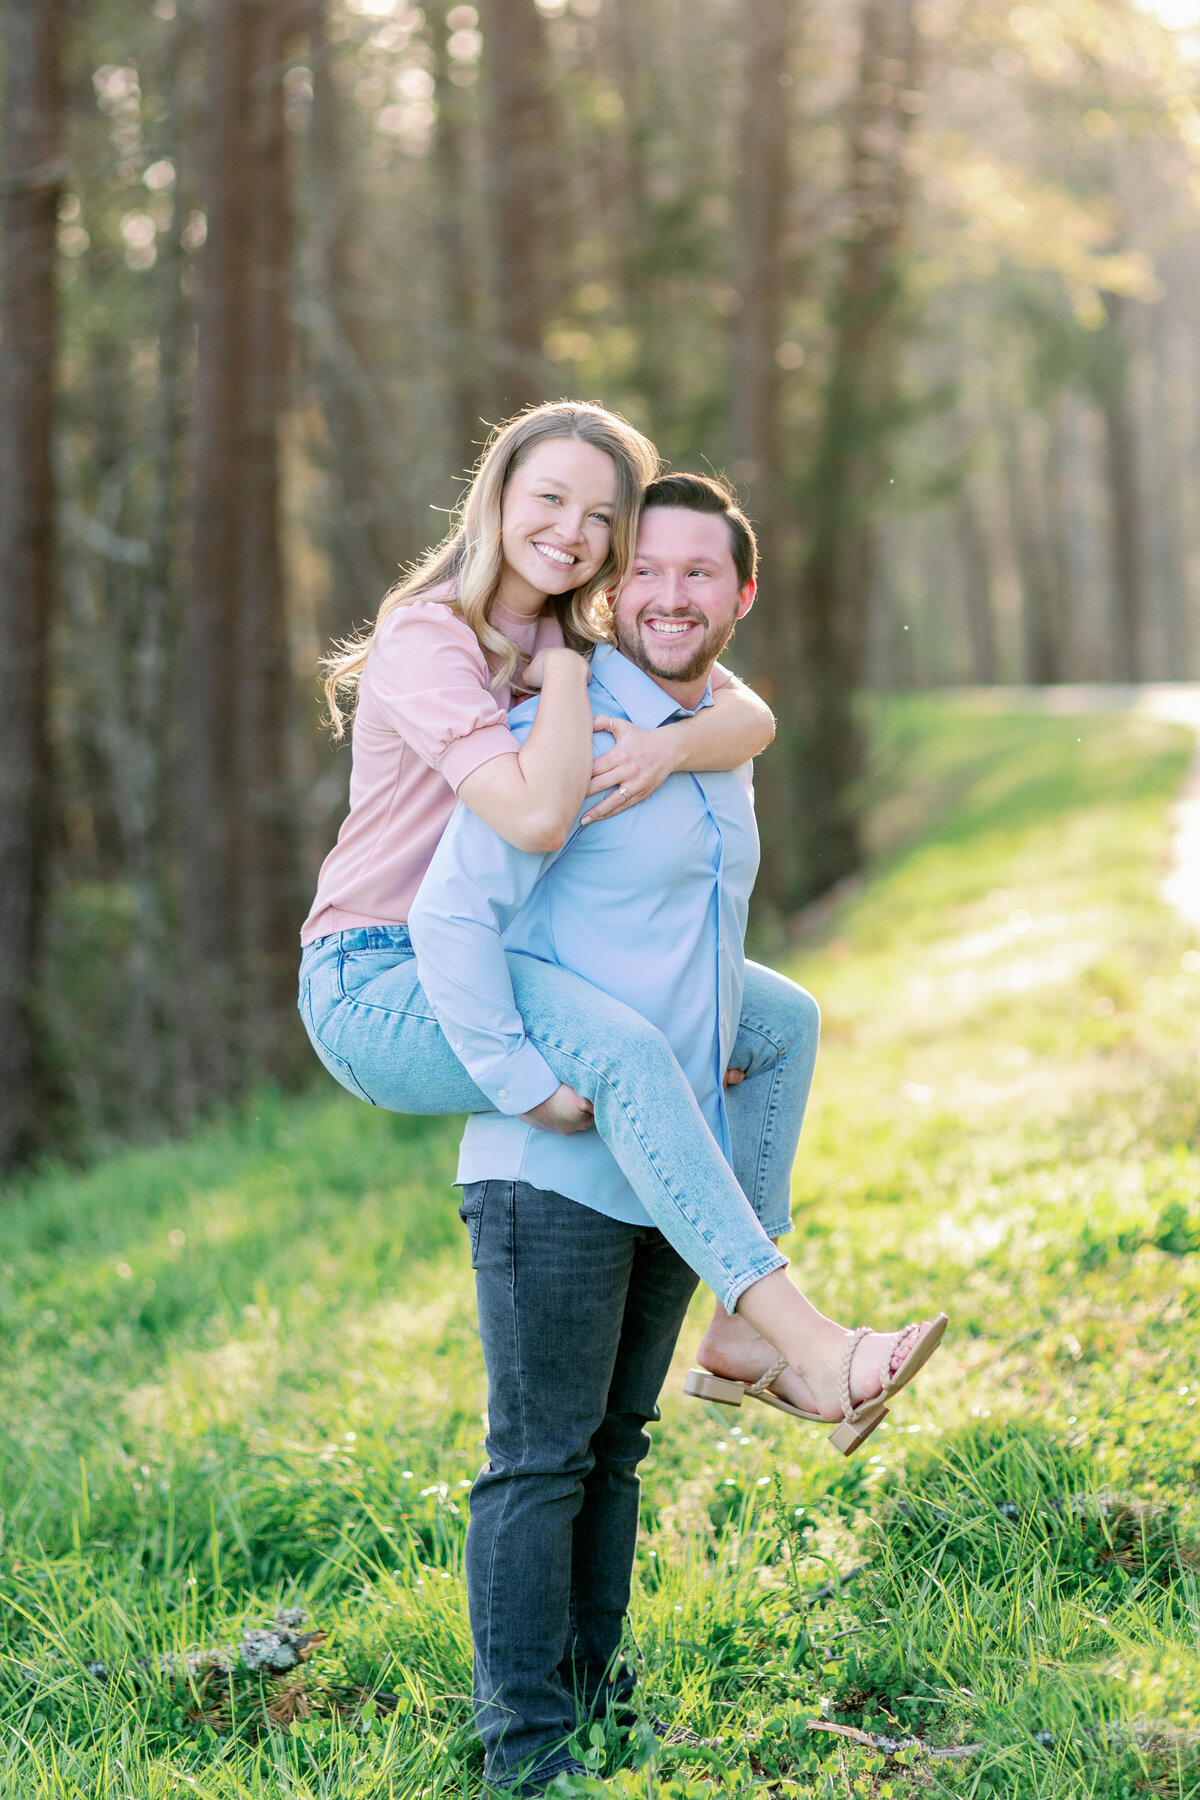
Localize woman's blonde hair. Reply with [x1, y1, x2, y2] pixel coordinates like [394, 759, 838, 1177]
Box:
[322, 400, 660, 738]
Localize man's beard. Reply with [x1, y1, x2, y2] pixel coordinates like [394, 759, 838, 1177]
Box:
[615, 607, 738, 684]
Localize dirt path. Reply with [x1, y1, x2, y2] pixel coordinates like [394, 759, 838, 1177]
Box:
[1137, 685, 1200, 932]
[958, 682, 1200, 933]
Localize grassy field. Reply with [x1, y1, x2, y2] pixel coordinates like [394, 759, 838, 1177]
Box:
[3, 697, 1200, 1800]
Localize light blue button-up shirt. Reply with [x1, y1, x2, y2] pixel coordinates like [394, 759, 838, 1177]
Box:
[407, 644, 761, 1224]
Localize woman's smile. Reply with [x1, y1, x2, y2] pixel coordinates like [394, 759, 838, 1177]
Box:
[531, 540, 579, 569]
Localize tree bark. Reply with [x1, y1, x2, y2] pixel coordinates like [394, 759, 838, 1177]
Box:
[604, 0, 664, 422]
[1003, 415, 1062, 685]
[236, 0, 303, 1078]
[123, 6, 196, 1128]
[728, 0, 796, 915]
[0, 0, 66, 1167]
[431, 0, 486, 464]
[729, 0, 791, 507]
[179, 0, 257, 1104]
[309, 0, 396, 636]
[955, 486, 997, 685]
[1099, 295, 1144, 683]
[604, 0, 649, 322]
[788, 0, 925, 902]
[1044, 400, 1075, 682]
[1153, 311, 1189, 679]
[480, 0, 553, 415]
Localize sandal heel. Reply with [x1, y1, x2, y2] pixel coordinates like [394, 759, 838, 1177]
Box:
[827, 1404, 887, 1457]
[684, 1368, 745, 1407]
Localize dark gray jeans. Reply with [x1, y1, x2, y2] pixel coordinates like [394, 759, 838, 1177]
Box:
[460, 1178, 699, 1791]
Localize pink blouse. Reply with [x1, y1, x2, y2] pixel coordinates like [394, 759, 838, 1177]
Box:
[301, 598, 735, 944]
[301, 599, 566, 942]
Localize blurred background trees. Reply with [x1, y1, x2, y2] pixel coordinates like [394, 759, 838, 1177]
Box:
[2, 0, 1200, 1164]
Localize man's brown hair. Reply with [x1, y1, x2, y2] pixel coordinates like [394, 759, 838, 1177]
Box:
[639, 472, 757, 588]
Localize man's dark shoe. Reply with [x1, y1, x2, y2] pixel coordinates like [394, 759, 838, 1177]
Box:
[487, 1753, 591, 1796]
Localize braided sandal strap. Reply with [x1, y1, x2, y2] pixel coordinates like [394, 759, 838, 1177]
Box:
[745, 1353, 790, 1398]
[838, 1325, 874, 1423]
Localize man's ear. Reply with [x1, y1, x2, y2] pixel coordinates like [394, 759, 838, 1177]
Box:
[736, 579, 756, 621]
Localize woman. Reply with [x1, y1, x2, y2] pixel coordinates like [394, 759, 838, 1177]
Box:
[300, 401, 944, 1445]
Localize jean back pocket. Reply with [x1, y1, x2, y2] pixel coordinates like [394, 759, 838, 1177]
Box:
[458, 1183, 488, 1267]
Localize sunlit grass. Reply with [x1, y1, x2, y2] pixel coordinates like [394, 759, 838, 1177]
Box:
[2, 698, 1199, 1797]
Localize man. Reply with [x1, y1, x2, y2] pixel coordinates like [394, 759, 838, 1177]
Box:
[409, 473, 801, 1793]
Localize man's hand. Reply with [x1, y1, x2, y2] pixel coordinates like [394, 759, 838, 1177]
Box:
[724, 1068, 746, 1087]
[581, 717, 680, 824]
[520, 1083, 596, 1134]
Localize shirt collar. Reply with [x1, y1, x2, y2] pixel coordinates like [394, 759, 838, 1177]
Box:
[589, 643, 714, 729]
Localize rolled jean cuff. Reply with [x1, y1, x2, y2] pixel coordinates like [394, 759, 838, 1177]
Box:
[723, 1244, 789, 1314]
[756, 1212, 794, 1242]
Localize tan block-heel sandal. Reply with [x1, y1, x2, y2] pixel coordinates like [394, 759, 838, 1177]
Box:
[684, 1313, 948, 1458]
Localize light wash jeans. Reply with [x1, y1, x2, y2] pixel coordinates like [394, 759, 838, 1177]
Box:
[298, 926, 820, 1310]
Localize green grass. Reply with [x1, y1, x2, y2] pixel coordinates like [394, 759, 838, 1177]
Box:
[3, 696, 1200, 1798]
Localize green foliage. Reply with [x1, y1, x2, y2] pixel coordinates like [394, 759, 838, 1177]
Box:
[3, 700, 1200, 1795]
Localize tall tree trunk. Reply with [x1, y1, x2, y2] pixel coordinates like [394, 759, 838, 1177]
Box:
[0, 0, 66, 1167]
[1099, 295, 1144, 683]
[955, 486, 997, 685]
[1044, 399, 1075, 681]
[1146, 304, 1186, 679]
[604, 0, 648, 323]
[431, 0, 485, 464]
[608, 0, 671, 428]
[729, 0, 791, 508]
[179, 0, 257, 1106]
[236, 0, 303, 1078]
[481, 0, 553, 415]
[728, 0, 796, 916]
[1004, 415, 1062, 685]
[309, 0, 395, 636]
[788, 0, 925, 902]
[123, 6, 196, 1129]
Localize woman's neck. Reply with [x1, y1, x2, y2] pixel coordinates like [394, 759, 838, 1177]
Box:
[493, 567, 549, 619]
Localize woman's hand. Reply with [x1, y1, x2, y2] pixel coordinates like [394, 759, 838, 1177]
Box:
[514, 645, 592, 694]
[580, 716, 682, 824]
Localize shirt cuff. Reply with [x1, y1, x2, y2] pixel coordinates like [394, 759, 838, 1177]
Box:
[474, 1041, 560, 1115]
[436, 721, 521, 794]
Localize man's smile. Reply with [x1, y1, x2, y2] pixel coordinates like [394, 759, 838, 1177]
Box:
[642, 614, 703, 639]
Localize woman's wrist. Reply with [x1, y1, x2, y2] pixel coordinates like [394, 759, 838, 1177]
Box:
[538, 647, 591, 684]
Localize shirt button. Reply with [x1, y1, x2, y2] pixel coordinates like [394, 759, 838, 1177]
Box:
[497, 1088, 508, 1101]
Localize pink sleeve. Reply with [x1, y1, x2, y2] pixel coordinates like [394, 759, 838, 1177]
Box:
[367, 603, 522, 793]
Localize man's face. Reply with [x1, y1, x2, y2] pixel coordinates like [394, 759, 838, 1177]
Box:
[611, 506, 755, 686]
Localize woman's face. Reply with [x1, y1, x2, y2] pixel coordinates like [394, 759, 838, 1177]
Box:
[497, 436, 618, 614]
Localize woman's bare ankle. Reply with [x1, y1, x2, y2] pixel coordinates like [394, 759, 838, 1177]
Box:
[733, 1266, 842, 1376]
[696, 1305, 761, 1363]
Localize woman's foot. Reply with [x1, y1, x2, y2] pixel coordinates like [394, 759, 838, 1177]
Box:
[695, 1308, 936, 1423]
